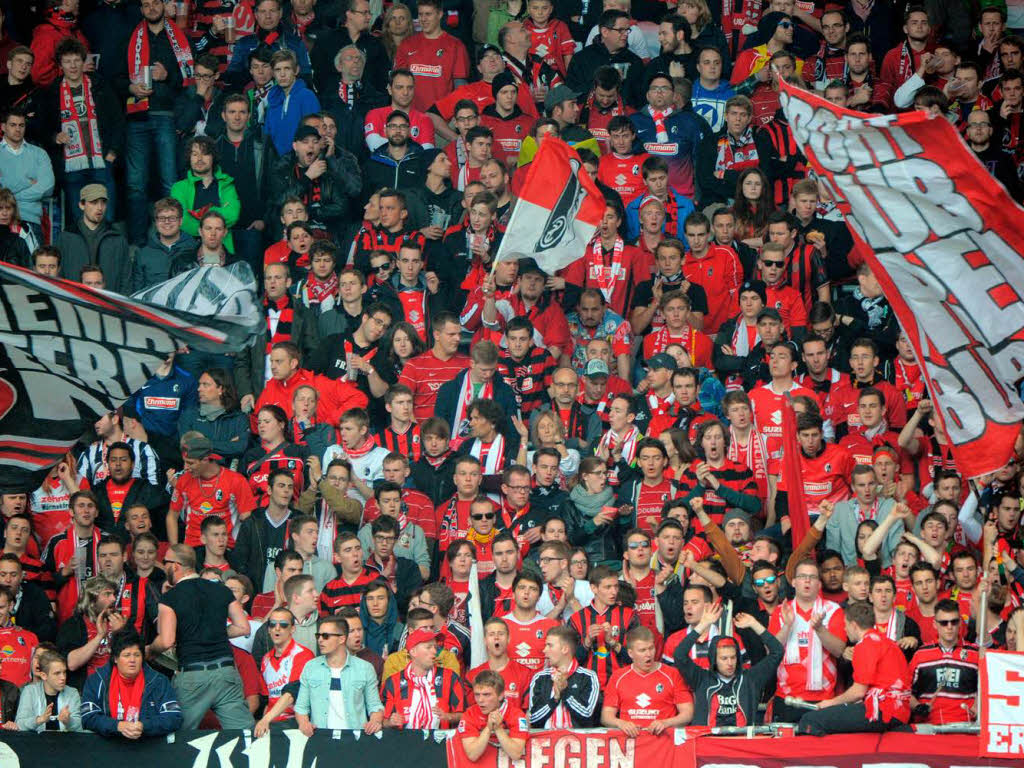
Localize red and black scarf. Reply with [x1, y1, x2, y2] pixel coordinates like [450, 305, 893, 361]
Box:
[265, 294, 294, 354]
[127, 18, 195, 114]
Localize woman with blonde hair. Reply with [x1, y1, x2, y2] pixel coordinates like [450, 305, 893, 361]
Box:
[379, 3, 413, 59]
[0, 187, 34, 265]
[528, 410, 581, 482]
[56, 575, 124, 690]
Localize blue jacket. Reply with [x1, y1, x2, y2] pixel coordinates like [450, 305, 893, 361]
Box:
[81, 663, 183, 738]
[225, 28, 312, 88]
[624, 186, 696, 246]
[629, 108, 706, 200]
[133, 365, 199, 438]
[265, 79, 321, 156]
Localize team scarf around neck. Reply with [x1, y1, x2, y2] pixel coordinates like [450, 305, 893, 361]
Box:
[404, 666, 438, 728]
[264, 293, 294, 354]
[598, 425, 639, 466]
[649, 105, 673, 142]
[303, 271, 339, 308]
[452, 374, 493, 442]
[128, 18, 195, 114]
[731, 317, 760, 356]
[728, 425, 768, 486]
[715, 128, 757, 174]
[59, 76, 104, 171]
[783, 597, 831, 690]
[587, 236, 626, 303]
[471, 434, 506, 476]
[108, 667, 146, 722]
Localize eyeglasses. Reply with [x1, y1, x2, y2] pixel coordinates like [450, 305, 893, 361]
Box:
[162, 559, 178, 567]
[472, 512, 496, 521]
[627, 541, 651, 549]
[195, 72, 216, 80]
[505, 485, 531, 492]
[156, 215, 181, 223]
[935, 618, 960, 626]
[648, 85, 673, 93]
[268, 620, 293, 629]
[762, 259, 786, 268]
[374, 535, 397, 543]
[777, 20, 793, 28]
[538, 556, 564, 565]
[315, 632, 345, 639]
[608, 25, 631, 33]
[753, 574, 778, 586]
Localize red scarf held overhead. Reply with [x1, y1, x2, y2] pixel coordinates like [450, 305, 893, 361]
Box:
[127, 19, 195, 114]
[265, 294, 294, 354]
[108, 668, 145, 722]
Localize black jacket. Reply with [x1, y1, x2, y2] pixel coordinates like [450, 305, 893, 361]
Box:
[267, 150, 362, 238]
[14, 582, 56, 642]
[215, 129, 279, 228]
[528, 664, 601, 727]
[310, 28, 390, 93]
[93, 478, 170, 541]
[360, 142, 427, 202]
[40, 74, 125, 177]
[411, 454, 457, 506]
[676, 627, 783, 726]
[230, 506, 304, 590]
[565, 42, 645, 107]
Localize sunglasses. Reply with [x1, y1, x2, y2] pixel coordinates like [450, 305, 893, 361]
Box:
[935, 618, 960, 626]
[777, 20, 793, 28]
[762, 259, 786, 268]
[373, 263, 392, 272]
[268, 620, 293, 629]
[753, 574, 778, 587]
[316, 632, 345, 639]
[472, 512, 496, 521]
[627, 541, 651, 550]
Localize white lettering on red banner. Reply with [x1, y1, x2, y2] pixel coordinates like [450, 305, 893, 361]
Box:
[981, 650, 1024, 757]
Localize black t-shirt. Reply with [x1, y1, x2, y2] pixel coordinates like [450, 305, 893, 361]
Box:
[161, 577, 234, 666]
[632, 277, 709, 322]
[44, 692, 60, 731]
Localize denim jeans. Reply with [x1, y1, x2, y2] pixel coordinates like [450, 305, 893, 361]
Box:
[63, 165, 116, 226]
[231, 226, 265, 278]
[126, 114, 178, 245]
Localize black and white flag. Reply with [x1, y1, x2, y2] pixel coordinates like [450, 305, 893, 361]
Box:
[0, 262, 260, 491]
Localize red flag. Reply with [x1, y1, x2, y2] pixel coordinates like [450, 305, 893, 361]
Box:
[779, 80, 1024, 479]
[780, 393, 810, 551]
[494, 137, 605, 274]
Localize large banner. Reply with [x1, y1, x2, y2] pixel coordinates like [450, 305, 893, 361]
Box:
[980, 649, 1024, 757]
[0, 262, 260, 490]
[779, 81, 1024, 479]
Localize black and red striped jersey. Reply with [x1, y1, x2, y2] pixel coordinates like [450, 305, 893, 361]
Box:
[497, 346, 557, 416]
[568, 604, 639, 686]
[319, 568, 379, 614]
[374, 423, 423, 462]
[908, 643, 979, 725]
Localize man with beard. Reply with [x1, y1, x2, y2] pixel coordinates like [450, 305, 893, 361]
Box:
[965, 109, 1024, 201]
[645, 14, 696, 84]
[365, 69, 436, 151]
[96, 537, 159, 642]
[879, 6, 933, 91]
[481, 257, 570, 361]
[538, 368, 603, 448]
[843, 35, 893, 112]
[316, 45, 387, 159]
[78, 411, 159, 487]
[362, 110, 427, 201]
[92, 443, 169, 537]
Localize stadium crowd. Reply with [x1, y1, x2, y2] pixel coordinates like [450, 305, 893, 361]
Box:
[0, 0, 1022, 757]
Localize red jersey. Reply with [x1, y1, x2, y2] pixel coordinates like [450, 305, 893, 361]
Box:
[467, 660, 534, 710]
[853, 628, 912, 722]
[624, 569, 659, 637]
[598, 153, 649, 203]
[523, 19, 574, 75]
[764, 281, 808, 331]
[320, 568, 379, 613]
[904, 604, 939, 646]
[394, 32, 470, 112]
[824, 377, 908, 433]
[480, 109, 533, 166]
[683, 246, 743, 334]
[894, 358, 926, 410]
[458, 699, 529, 745]
[30, 476, 82, 547]
[0, 626, 37, 686]
[364, 105, 436, 148]
[400, 350, 471, 422]
[259, 638, 314, 720]
[748, 382, 821, 474]
[170, 466, 255, 547]
[840, 429, 913, 475]
[769, 598, 846, 701]
[603, 663, 692, 725]
[790, 443, 855, 516]
[623, 479, 678, 534]
[504, 612, 559, 672]
[363, 488, 438, 540]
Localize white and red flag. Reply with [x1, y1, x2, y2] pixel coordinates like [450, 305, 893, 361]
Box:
[495, 137, 604, 274]
[779, 79, 1024, 480]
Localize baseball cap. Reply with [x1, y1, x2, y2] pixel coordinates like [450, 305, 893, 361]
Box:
[544, 84, 580, 114]
[407, 627, 443, 649]
[80, 183, 108, 203]
[756, 307, 782, 323]
[517, 257, 546, 276]
[647, 352, 678, 372]
[181, 433, 214, 460]
[477, 43, 503, 63]
[293, 124, 321, 142]
[583, 359, 610, 378]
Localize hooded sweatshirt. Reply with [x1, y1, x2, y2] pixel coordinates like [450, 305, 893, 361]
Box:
[675, 627, 783, 726]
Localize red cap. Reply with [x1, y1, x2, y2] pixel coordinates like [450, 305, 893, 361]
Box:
[407, 627, 443, 649]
